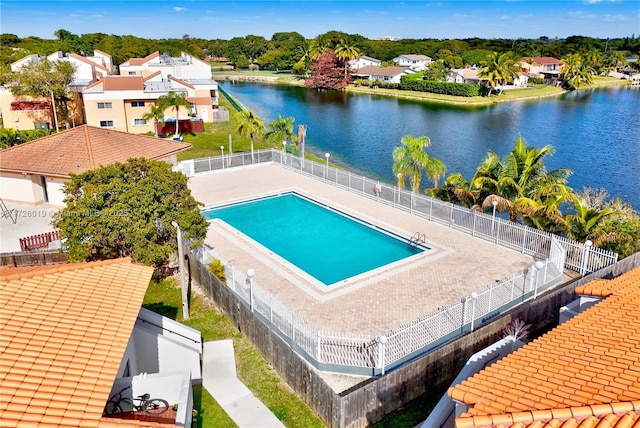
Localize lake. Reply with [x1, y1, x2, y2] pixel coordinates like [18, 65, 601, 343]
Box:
[220, 82, 640, 209]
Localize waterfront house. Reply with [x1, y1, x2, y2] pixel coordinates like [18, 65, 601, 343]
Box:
[348, 56, 382, 70]
[0, 258, 200, 427]
[352, 65, 416, 84]
[0, 125, 190, 206]
[448, 68, 483, 84]
[520, 56, 564, 84]
[392, 54, 432, 71]
[0, 50, 114, 131]
[446, 266, 640, 427]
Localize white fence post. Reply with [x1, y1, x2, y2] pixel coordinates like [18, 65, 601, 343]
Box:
[378, 336, 387, 375]
[580, 240, 593, 275]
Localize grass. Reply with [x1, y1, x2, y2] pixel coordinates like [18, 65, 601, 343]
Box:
[143, 278, 327, 428]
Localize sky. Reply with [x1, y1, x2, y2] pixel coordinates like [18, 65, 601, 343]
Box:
[1, 0, 639, 41]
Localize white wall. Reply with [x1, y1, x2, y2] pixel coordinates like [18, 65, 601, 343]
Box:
[109, 371, 193, 427]
[45, 177, 68, 207]
[0, 172, 51, 204]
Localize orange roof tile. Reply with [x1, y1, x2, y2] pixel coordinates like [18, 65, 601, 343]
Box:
[449, 266, 640, 428]
[0, 125, 190, 177]
[123, 51, 160, 67]
[102, 76, 145, 91]
[0, 258, 154, 428]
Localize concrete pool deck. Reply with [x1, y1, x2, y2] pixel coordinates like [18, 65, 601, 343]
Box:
[189, 163, 536, 338]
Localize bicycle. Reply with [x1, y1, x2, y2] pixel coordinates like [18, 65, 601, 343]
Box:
[103, 385, 170, 417]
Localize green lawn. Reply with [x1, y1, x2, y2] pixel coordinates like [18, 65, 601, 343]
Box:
[143, 279, 327, 428]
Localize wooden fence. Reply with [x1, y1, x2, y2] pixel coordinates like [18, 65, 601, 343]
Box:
[19, 230, 60, 251]
[0, 249, 68, 267]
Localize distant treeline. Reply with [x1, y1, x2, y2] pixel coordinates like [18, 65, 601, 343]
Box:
[1, 29, 639, 72]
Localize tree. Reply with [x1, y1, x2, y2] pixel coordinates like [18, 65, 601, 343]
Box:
[234, 109, 264, 162]
[53, 158, 208, 267]
[264, 115, 297, 148]
[421, 61, 449, 81]
[7, 58, 77, 131]
[158, 91, 191, 135]
[471, 135, 572, 223]
[305, 51, 348, 90]
[560, 53, 594, 90]
[478, 52, 521, 95]
[392, 135, 446, 193]
[563, 192, 616, 242]
[335, 38, 361, 78]
[142, 104, 165, 137]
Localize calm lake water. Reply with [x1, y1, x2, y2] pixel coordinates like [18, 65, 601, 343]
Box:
[220, 82, 640, 209]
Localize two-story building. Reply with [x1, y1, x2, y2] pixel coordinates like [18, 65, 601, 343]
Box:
[392, 54, 432, 71]
[520, 56, 564, 84]
[348, 56, 382, 70]
[0, 50, 114, 131]
[82, 71, 219, 134]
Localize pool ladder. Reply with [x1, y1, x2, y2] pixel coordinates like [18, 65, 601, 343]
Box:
[409, 232, 425, 247]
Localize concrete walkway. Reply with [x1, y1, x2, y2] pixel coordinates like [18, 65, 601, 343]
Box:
[202, 340, 284, 428]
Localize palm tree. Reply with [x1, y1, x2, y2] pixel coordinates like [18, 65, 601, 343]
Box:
[335, 38, 361, 79]
[142, 104, 165, 137]
[392, 135, 446, 194]
[563, 194, 616, 241]
[309, 38, 332, 61]
[158, 91, 191, 135]
[427, 173, 478, 207]
[264, 115, 297, 149]
[471, 135, 572, 223]
[478, 52, 521, 95]
[560, 54, 594, 90]
[234, 109, 264, 162]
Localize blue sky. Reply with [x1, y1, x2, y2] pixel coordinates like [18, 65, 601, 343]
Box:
[1, 1, 638, 40]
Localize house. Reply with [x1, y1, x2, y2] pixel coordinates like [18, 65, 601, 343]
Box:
[520, 56, 564, 84]
[352, 65, 416, 84]
[1, 50, 114, 131]
[0, 125, 190, 206]
[448, 68, 483, 84]
[348, 56, 382, 70]
[82, 73, 219, 133]
[446, 266, 640, 427]
[119, 51, 212, 81]
[448, 68, 528, 88]
[392, 54, 432, 71]
[0, 258, 200, 427]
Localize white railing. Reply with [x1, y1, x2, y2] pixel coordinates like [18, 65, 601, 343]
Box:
[193, 237, 564, 375]
[178, 149, 617, 274]
[182, 149, 616, 374]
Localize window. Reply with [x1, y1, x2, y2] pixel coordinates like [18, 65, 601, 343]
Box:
[131, 101, 145, 107]
[99, 120, 114, 128]
[128, 72, 136, 75]
[97, 102, 112, 109]
[133, 118, 147, 126]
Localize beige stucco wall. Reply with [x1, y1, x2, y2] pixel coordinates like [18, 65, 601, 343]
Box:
[0, 90, 52, 131]
[1, 172, 46, 204]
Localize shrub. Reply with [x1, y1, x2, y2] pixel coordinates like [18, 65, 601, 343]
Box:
[400, 75, 481, 97]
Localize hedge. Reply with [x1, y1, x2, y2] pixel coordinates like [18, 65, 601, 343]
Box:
[400, 75, 482, 97]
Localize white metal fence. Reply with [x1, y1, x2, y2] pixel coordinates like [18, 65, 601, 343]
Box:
[178, 149, 618, 274]
[181, 149, 617, 375]
[193, 235, 564, 375]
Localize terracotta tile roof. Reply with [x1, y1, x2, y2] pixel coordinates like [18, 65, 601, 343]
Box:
[0, 125, 191, 177]
[0, 258, 154, 428]
[10, 99, 51, 110]
[102, 76, 145, 91]
[68, 52, 110, 75]
[186, 96, 212, 104]
[521, 56, 564, 65]
[448, 266, 640, 428]
[123, 51, 160, 67]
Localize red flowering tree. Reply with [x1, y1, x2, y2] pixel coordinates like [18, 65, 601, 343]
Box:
[304, 51, 350, 90]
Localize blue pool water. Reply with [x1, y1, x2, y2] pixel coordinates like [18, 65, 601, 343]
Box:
[202, 193, 426, 285]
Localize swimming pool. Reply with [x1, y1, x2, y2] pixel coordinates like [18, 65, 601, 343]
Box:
[202, 193, 428, 286]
